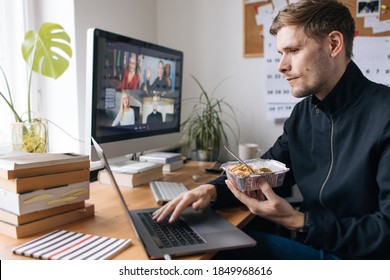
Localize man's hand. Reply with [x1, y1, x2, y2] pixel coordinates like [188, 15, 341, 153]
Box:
[225, 179, 304, 230]
[153, 184, 217, 223]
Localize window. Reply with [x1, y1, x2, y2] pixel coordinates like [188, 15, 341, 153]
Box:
[0, 0, 79, 154]
[0, 0, 28, 150]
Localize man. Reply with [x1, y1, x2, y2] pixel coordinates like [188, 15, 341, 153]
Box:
[153, 0, 390, 259]
[147, 95, 163, 123]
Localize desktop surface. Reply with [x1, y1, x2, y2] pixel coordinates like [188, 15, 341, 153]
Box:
[0, 161, 254, 260]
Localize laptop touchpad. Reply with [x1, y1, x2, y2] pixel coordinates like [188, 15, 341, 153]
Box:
[181, 207, 234, 234]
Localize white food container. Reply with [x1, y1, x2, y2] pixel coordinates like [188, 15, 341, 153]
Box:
[222, 159, 289, 200]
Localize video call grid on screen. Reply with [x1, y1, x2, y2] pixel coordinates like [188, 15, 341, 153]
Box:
[91, 29, 183, 142]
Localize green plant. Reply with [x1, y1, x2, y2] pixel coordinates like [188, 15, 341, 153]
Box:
[0, 22, 72, 152]
[181, 75, 240, 161]
[0, 22, 72, 123]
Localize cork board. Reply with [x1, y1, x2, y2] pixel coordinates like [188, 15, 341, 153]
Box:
[243, 0, 270, 57]
[345, 0, 390, 36]
[243, 0, 390, 58]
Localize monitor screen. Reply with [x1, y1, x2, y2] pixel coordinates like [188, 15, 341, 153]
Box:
[86, 28, 183, 162]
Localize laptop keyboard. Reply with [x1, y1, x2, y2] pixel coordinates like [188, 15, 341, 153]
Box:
[138, 212, 205, 248]
[149, 181, 188, 205]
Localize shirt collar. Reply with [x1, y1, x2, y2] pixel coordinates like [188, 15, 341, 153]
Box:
[311, 61, 367, 115]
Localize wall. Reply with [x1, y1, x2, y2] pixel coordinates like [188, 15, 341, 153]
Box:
[21, 0, 284, 157]
[74, 0, 158, 155]
[155, 0, 284, 158]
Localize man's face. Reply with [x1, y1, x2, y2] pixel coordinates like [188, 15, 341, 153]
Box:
[276, 26, 334, 100]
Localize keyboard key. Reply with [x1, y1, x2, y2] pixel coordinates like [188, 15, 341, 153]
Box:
[138, 212, 205, 249]
[150, 181, 188, 205]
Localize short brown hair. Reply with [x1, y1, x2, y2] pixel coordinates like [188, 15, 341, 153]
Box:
[269, 0, 355, 59]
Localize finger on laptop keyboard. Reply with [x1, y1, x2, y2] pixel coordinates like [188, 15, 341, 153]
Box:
[153, 184, 217, 223]
[154, 194, 185, 221]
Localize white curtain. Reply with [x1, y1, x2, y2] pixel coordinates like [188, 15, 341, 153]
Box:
[0, 0, 28, 149]
[0, 0, 80, 154]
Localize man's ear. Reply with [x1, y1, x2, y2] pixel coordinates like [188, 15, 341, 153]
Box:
[328, 31, 344, 57]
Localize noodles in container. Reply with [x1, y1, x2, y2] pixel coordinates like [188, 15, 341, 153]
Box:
[221, 159, 289, 200]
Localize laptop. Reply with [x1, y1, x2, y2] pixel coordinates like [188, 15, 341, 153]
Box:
[91, 137, 256, 259]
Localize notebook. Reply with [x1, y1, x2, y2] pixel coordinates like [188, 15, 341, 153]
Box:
[91, 137, 256, 259]
[12, 229, 131, 260]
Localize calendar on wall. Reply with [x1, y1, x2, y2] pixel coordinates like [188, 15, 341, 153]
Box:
[264, 13, 298, 120]
[261, 0, 390, 120]
[353, 36, 390, 87]
[264, 34, 390, 120]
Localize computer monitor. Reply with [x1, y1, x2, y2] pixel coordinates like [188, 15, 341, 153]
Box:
[85, 28, 183, 163]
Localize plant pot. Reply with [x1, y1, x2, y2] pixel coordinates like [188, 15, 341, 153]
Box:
[195, 149, 217, 162]
[11, 120, 48, 153]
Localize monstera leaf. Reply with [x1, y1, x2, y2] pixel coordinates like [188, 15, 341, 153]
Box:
[21, 22, 72, 79]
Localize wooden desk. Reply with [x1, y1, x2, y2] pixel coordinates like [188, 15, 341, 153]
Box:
[0, 161, 254, 260]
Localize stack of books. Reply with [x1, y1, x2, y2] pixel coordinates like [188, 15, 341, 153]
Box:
[0, 152, 93, 238]
[140, 152, 184, 173]
[98, 161, 163, 188]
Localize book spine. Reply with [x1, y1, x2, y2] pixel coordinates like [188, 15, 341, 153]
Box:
[0, 160, 90, 180]
[0, 153, 89, 170]
[0, 201, 85, 225]
[0, 169, 90, 193]
[0, 203, 94, 239]
[139, 155, 181, 164]
[139, 156, 165, 163]
[0, 181, 90, 215]
[162, 160, 184, 172]
[98, 167, 163, 188]
[164, 156, 182, 164]
[132, 169, 163, 187]
[98, 170, 134, 187]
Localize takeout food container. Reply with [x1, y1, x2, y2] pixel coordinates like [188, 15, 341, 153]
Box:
[221, 159, 289, 200]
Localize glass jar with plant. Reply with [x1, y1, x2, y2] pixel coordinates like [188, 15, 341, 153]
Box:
[181, 75, 240, 161]
[0, 22, 72, 153]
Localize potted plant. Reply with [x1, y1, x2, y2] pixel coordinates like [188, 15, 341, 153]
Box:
[181, 75, 240, 161]
[0, 22, 72, 153]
